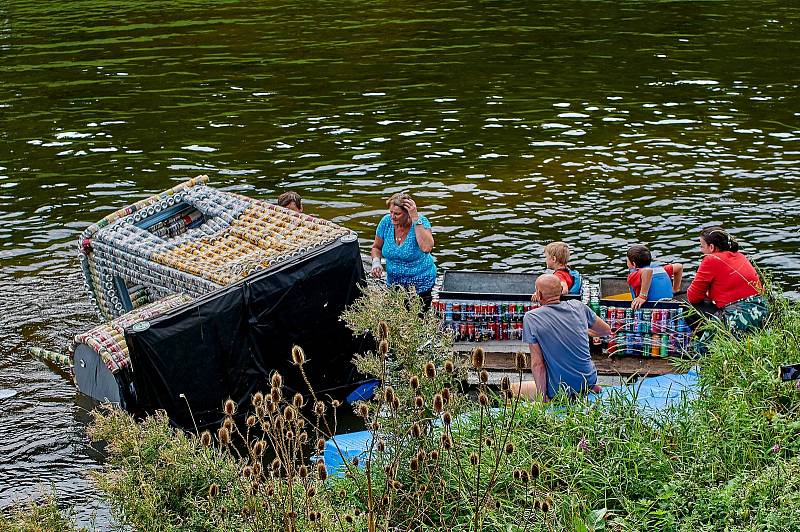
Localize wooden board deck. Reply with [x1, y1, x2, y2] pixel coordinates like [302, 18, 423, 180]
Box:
[454, 341, 679, 378]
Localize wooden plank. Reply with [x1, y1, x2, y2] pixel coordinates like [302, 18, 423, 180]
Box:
[454, 342, 679, 377]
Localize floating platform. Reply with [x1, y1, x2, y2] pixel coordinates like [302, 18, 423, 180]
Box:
[69, 177, 366, 429]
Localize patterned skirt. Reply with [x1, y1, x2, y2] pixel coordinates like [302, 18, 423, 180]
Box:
[720, 294, 770, 333]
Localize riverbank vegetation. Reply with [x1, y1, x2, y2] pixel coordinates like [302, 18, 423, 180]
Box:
[3, 285, 799, 531]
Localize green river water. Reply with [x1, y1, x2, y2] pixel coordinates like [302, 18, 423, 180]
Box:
[0, 0, 798, 523]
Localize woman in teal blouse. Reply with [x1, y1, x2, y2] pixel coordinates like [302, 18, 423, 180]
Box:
[370, 192, 437, 309]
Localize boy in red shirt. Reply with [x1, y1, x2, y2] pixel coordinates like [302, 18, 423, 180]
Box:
[544, 242, 581, 295]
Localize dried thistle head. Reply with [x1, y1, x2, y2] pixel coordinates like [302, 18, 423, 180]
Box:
[478, 392, 489, 407]
[500, 376, 511, 391]
[520, 470, 530, 484]
[283, 406, 296, 421]
[484, 437, 493, 447]
[270, 387, 281, 403]
[513, 469, 522, 481]
[444, 360, 455, 373]
[357, 403, 369, 418]
[223, 416, 234, 431]
[242, 465, 254, 479]
[430, 450, 439, 460]
[299, 432, 308, 444]
[246, 415, 256, 428]
[331, 399, 341, 408]
[306, 485, 316, 498]
[208, 483, 220, 498]
[252, 392, 264, 407]
[383, 386, 395, 404]
[504, 442, 515, 455]
[217, 426, 231, 445]
[291, 345, 306, 366]
[351, 456, 359, 467]
[378, 339, 389, 356]
[200, 430, 212, 447]
[391, 397, 400, 411]
[441, 433, 453, 450]
[424, 362, 436, 380]
[314, 401, 326, 417]
[253, 440, 266, 456]
[271, 457, 282, 473]
[292, 393, 304, 408]
[414, 395, 424, 409]
[409, 375, 420, 389]
[255, 405, 265, 417]
[530, 462, 540, 479]
[410, 458, 419, 472]
[471, 347, 485, 370]
[442, 411, 452, 426]
[441, 387, 450, 404]
[378, 321, 390, 341]
[298, 465, 308, 479]
[515, 351, 527, 371]
[541, 499, 551, 513]
[469, 452, 478, 465]
[433, 393, 444, 413]
[316, 461, 328, 481]
[391, 480, 402, 490]
[271, 371, 283, 389]
[370, 421, 380, 431]
[316, 437, 325, 452]
[411, 422, 422, 438]
[376, 438, 386, 452]
[223, 399, 236, 416]
[479, 369, 489, 383]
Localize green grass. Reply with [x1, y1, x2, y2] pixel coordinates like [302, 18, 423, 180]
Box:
[11, 285, 800, 531]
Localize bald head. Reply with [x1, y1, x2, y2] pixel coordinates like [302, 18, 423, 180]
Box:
[535, 274, 563, 302]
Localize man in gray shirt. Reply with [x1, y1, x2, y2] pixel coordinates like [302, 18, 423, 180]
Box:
[515, 274, 611, 401]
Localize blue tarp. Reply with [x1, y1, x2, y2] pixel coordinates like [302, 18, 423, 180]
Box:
[323, 370, 700, 475]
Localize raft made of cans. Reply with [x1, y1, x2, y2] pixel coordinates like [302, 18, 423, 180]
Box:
[433, 270, 578, 343]
[69, 177, 364, 425]
[434, 271, 691, 360]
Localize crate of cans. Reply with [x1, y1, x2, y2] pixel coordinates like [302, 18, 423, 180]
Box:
[597, 277, 692, 358]
[432, 300, 535, 342]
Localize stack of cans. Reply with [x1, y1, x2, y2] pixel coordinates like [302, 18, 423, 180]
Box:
[431, 300, 537, 342]
[600, 305, 691, 358]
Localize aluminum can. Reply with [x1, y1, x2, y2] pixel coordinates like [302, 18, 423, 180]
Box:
[651, 309, 661, 334]
[660, 334, 669, 357]
[452, 303, 461, 322]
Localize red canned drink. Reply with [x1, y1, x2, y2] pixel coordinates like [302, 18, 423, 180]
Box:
[467, 324, 475, 341]
[459, 323, 468, 341]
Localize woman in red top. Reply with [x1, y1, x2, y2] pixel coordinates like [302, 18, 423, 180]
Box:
[686, 227, 769, 333]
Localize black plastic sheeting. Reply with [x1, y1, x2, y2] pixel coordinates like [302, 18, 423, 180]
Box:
[125, 238, 366, 429]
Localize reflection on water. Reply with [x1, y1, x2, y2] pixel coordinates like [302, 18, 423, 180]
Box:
[1, 0, 799, 525]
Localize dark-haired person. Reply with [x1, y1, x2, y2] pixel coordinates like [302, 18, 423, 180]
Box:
[277, 191, 302, 213]
[686, 226, 769, 333]
[626, 244, 684, 310]
[370, 192, 436, 309]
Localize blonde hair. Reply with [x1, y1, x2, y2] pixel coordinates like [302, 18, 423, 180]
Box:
[386, 192, 412, 210]
[544, 241, 570, 265]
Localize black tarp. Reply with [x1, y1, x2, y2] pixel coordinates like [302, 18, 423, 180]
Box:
[125, 238, 365, 429]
